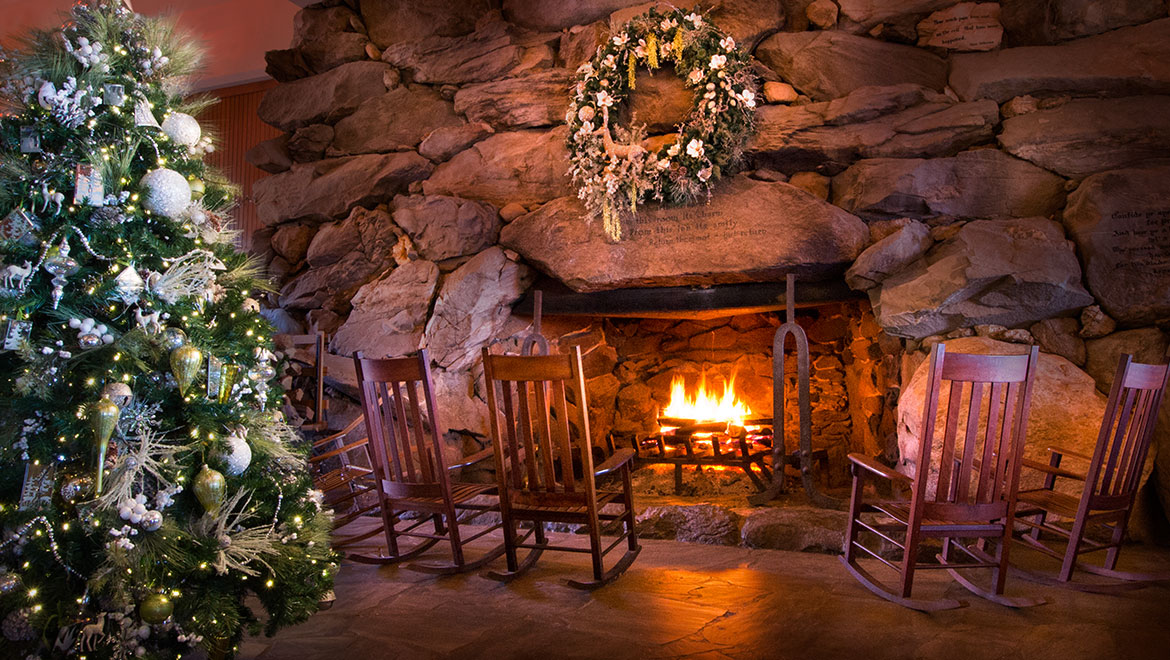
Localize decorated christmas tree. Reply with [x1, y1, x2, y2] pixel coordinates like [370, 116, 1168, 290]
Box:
[0, 2, 335, 657]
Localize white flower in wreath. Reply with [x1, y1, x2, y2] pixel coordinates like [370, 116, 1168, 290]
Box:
[720, 36, 736, 51]
[603, 54, 617, 69]
[740, 88, 757, 108]
[657, 158, 672, 170]
[709, 54, 727, 70]
[660, 18, 678, 30]
[578, 105, 596, 122]
[686, 138, 705, 158]
[565, 108, 575, 123]
[687, 69, 703, 85]
[698, 167, 713, 182]
[596, 90, 615, 108]
[685, 12, 703, 26]
[667, 143, 681, 157]
[577, 62, 595, 76]
[612, 32, 630, 47]
[634, 41, 647, 58]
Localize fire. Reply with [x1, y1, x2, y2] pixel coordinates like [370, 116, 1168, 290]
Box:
[662, 373, 751, 425]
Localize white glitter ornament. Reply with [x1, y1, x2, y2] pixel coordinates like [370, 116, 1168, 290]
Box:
[161, 112, 201, 147]
[218, 427, 252, 476]
[140, 168, 191, 217]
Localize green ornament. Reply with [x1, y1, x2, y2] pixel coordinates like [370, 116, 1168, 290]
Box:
[188, 178, 205, 200]
[89, 397, 120, 494]
[170, 344, 203, 396]
[193, 464, 226, 514]
[139, 593, 174, 624]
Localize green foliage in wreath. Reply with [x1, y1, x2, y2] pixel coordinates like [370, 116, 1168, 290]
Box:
[566, 7, 759, 240]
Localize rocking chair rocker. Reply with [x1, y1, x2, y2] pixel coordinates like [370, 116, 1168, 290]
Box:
[1013, 354, 1170, 588]
[352, 350, 504, 573]
[481, 346, 641, 589]
[841, 343, 1045, 611]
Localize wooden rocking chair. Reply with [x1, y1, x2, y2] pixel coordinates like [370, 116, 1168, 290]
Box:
[285, 331, 329, 432]
[1014, 354, 1170, 587]
[481, 346, 641, 589]
[841, 344, 1045, 611]
[353, 350, 504, 573]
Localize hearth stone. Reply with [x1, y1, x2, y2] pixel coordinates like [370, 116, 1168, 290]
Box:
[898, 336, 1107, 498]
[500, 176, 868, 292]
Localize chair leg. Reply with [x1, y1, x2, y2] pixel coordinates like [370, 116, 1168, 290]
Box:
[1060, 516, 1089, 582]
[842, 473, 862, 562]
[623, 465, 640, 553]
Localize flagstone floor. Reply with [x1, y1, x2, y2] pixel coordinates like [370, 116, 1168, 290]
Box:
[241, 521, 1170, 660]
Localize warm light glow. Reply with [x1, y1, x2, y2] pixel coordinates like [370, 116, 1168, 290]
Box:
[662, 373, 751, 425]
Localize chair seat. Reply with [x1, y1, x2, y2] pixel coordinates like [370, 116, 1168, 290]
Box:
[872, 501, 1004, 533]
[1017, 489, 1081, 518]
[386, 481, 496, 509]
[510, 490, 622, 516]
[316, 465, 374, 493]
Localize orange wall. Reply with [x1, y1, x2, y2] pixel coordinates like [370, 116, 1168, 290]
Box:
[199, 79, 281, 250]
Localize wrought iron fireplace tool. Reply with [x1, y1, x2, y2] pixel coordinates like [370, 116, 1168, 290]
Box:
[749, 275, 842, 509]
[521, 290, 550, 356]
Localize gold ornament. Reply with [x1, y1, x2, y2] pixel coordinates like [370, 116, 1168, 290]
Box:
[218, 364, 242, 403]
[193, 464, 226, 514]
[170, 344, 203, 396]
[647, 32, 659, 69]
[188, 178, 205, 200]
[673, 28, 684, 59]
[627, 51, 636, 89]
[139, 593, 174, 624]
[89, 396, 120, 494]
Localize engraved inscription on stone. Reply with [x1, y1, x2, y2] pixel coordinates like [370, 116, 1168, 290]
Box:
[917, 2, 1003, 52]
[1104, 208, 1170, 276]
[628, 207, 769, 246]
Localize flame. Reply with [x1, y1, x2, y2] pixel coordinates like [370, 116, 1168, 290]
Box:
[662, 373, 751, 425]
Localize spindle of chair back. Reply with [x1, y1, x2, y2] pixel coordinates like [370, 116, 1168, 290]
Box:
[353, 350, 450, 500]
[482, 346, 596, 504]
[915, 344, 1041, 521]
[1085, 357, 1170, 506]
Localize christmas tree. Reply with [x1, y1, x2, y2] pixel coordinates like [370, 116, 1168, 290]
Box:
[0, 2, 335, 657]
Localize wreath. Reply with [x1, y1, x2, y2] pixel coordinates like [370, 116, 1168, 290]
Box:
[566, 7, 758, 240]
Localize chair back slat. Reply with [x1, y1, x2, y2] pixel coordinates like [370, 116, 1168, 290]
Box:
[353, 351, 451, 497]
[1084, 356, 1170, 505]
[912, 344, 1040, 518]
[483, 346, 596, 505]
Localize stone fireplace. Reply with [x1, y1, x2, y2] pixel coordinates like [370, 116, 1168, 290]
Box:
[254, 0, 1170, 543]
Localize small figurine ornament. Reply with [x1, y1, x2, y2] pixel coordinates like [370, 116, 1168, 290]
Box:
[1, 260, 32, 291]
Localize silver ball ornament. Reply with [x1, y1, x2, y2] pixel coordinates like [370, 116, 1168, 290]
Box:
[218, 432, 252, 476]
[248, 363, 276, 382]
[78, 332, 102, 349]
[140, 510, 163, 532]
[140, 168, 192, 218]
[161, 112, 201, 147]
[160, 327, 187, 351]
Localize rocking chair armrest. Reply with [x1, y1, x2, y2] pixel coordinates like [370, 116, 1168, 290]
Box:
[847, 453, 911, 484]
[1022, 457, 1087, 481]
[447, 447, 495, 471]
[309, 437, 369, 463]
[1046, 445, 1093, 462]
[594, 448, 636, 477]
[311, 416, 364, 449]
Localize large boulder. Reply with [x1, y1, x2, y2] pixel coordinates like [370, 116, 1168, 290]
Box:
[287, 5, 369, 74]
[330, 85, 462, 155]
[245, 135, 291, 174]
[453, 69, 572, 129]
[916, 2, 1003, 51]
[330, 260, 440, 359]
[391, 195, 501, 262]
[500, 176, 868, 292]
[1084, 328, 1170, 392]
[835, 0, 954, 32]
[423, 247, 533, 371]
[871, 217, 1094, 339]
[381, 21, 556, 85]
[1000, 0, 1165, 45]
[270, 222, 317, 265]
[278, 207, 403, 311]
[422, 127, 573, 207]
[949, 19, 1170, 102]
[362, 0, 488, 49]
[503, 0, 647, 31]
[756, 30, 947, 101]
[1063, 164, 1170, 325]
[418, 122, 494, 162]
[898, 337, 1108, 496]
[747, 83, 999, 174]
[832, 150, 1066, 221]
[257, 61, 391, 132]
[998, 96, 1170, 180]
[254, 153, 433, 225]
[706, 0, 785, 50]
[845, 219, 932, 291]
